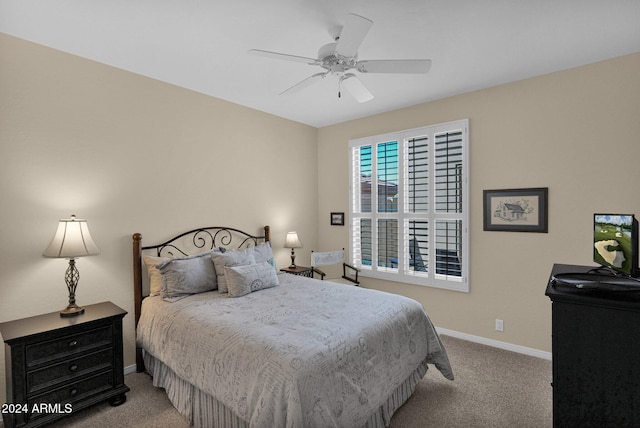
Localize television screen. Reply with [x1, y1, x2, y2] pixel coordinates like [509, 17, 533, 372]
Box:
[593, 214, 638, 277]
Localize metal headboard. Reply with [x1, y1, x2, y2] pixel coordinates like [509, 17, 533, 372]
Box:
[132, 225, 270, 371]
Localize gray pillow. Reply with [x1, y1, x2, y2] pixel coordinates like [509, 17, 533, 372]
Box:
[211, 248, 256, 293]
[225, 261, 279, 297]
[157, 251, 218, 301]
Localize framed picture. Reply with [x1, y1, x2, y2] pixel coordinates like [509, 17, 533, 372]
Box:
[330, 212, 345, 226]
[483, 187, 548, 232]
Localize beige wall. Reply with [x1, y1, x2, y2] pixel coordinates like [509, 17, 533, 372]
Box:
[2, 30, 640, 405]
[318, 51, 640, 353]
[0, 34, 318, 404]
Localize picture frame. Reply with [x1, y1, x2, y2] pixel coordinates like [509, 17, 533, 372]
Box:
[483, 187, 548, 232]
[330, 212, 345, 226]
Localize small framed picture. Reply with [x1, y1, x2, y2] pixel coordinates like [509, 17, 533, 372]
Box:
[330, 212, 345, 226]
[483, 187, 548, 232]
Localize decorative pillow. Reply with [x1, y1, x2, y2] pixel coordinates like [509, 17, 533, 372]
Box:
[253, 242, 276, 268]
[156, 251, 218, 302]
[144, 255, 169, 297]
[211, 248, 256, 293]
[225, 262, 279, 298]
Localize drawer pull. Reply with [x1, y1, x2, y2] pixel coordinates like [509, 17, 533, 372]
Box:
[68, 340, 78, 348]
[69, 364, 79, 372]
[70, 388, 78, 397]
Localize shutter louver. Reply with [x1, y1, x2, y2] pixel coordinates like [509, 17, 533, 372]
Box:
[434, 131, 463, 214]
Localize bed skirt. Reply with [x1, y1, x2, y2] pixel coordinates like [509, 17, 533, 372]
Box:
[144, 351, 429, 428]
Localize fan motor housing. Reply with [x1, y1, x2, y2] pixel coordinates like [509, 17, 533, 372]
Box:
[318, 42, 357, 74]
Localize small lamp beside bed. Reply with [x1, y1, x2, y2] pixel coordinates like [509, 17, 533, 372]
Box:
[43, 214, 100, 317]
[284, 231, 302, 268]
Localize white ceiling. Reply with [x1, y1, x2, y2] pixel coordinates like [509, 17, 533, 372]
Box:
[1, 0, 639, 128]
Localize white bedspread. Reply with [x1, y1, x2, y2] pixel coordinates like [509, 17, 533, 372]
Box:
[137, 273, 453, 428]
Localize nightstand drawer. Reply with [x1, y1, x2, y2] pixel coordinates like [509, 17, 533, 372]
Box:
[27, 348, 113, 394]
[26, 325, 112, 368]
[26, 370, 114, 423]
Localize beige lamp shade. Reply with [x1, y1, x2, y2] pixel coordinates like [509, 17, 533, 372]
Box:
[43, 215, 100, 259]
[284, 231, 302, 249]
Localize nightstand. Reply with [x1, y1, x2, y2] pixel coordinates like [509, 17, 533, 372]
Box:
[280, 266, 313, 277]
[0, 301, 129, 428]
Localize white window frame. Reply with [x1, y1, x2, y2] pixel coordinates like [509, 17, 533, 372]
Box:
[348, 119, 469, 292]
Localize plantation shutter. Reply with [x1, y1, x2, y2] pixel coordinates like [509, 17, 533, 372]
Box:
[348, 119, 468, 291]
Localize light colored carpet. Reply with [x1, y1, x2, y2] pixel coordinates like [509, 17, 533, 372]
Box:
[44, 335, 552, 428]
[389, 335, 552, 428]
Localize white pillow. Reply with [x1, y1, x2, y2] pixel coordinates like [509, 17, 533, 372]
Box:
[144, 255, 169, 297]
[211, 248, 256, 293]
[225, 261, 279, 298]
[157, 251, 218, 301]
[253, 241, 277, 268]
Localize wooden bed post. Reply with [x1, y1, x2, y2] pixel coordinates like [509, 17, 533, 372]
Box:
[132, 233, 145, 372]
[264, 225, 270, 243]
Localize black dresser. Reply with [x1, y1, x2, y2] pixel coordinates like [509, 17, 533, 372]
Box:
[0, 301, 129, 428]
[546, 264, 640, 427]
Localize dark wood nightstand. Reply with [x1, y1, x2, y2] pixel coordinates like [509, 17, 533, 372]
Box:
[0, 301, 129, 428]
[280, 266, 313, 277]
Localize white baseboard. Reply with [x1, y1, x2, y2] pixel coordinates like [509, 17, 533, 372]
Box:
[124, 364, 138, 375]
[436, 327, 552, 361]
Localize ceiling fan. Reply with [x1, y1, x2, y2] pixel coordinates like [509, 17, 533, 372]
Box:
[248, 13, 431, 103]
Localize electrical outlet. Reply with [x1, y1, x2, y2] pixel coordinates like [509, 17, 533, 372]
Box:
[495, 319, 504, 332]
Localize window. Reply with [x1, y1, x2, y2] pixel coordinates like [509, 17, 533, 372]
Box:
[349, 119, 469, 291]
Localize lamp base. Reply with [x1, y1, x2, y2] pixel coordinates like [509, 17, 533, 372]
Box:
[289, 249, 297, 269]
[60, 258, 84, 317]
[60, 304, 84, 317]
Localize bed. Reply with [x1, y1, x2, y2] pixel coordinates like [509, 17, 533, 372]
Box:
[133, 225, 453, 427]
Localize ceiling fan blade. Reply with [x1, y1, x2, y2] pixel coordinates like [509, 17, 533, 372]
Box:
[341, 73, 374, 103]
[335, 13, 373, 59]
[356, 59, 432, 74]
[248, 49, 319, 65]
[280, 72, 328, 96]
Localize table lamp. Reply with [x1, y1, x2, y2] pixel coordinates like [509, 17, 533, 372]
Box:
[284, 231, 302, 268]
[43, 215, 100, 317]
